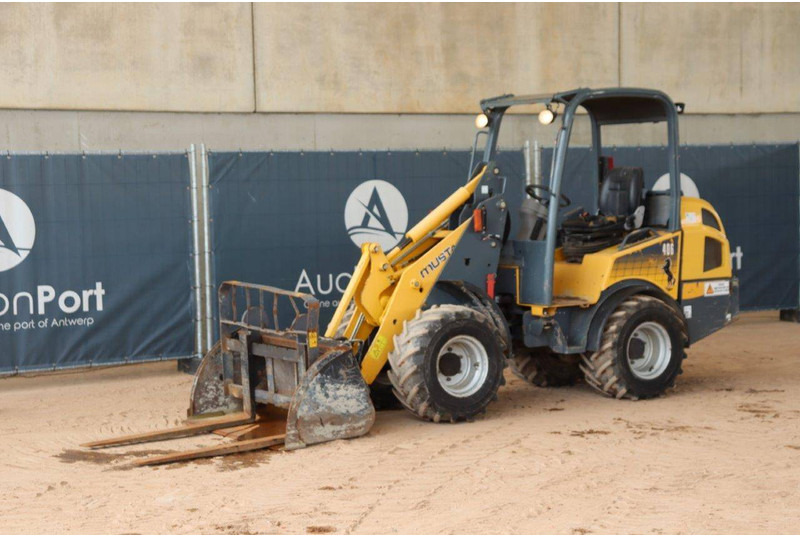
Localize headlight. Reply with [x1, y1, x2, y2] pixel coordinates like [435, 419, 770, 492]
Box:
[475, 113, 490, 129]
[538, 108, 556, 125]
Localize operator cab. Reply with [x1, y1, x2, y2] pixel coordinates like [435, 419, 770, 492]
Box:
[474, 88, 684, 307]
[559, 165, 645, 262]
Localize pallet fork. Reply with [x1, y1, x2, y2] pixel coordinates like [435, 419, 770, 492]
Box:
[83, 282, 375, 466]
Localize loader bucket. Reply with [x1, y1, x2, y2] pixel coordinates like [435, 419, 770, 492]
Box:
[285, 345, 375, 450]
[211, 281, 375, 449]
[188, 342, 243, 418]
[189, 339, 374, 450]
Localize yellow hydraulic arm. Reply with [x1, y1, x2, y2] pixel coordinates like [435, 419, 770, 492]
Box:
[325, 169, 484, 383]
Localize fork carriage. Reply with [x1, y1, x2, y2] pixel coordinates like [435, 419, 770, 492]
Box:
[83, 281, 375, 465]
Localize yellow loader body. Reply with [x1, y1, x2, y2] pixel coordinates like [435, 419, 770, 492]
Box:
[83, 87, 740, 466]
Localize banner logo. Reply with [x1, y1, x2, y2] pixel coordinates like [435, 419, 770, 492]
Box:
[653, 172, 700, 198]
[344, 180, 408, 251]
[0, 188, 36, 272]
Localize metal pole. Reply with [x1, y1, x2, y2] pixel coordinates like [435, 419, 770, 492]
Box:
[543, 115, 575, 306]
[188, 144, 204, 358]
[200, 144, 214, 352]
[523, 140, 532, 195]
[532, 140, 542, 187]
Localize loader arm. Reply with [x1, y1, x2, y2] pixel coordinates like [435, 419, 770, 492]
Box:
[326, 169, 485, 384]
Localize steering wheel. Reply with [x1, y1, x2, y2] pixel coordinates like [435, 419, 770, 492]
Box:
[525, 184, 571, 208]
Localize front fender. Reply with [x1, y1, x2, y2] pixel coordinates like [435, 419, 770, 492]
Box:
[428, 280, 512, 357]
[584, 280, 685, 353]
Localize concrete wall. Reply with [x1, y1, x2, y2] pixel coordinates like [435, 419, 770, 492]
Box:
[0, 3, 796, 152]
[0, 3, 254, 112]
[620, 3, 800, 114]
[254, 3, 619, 113]
[0, 3, 797, 115]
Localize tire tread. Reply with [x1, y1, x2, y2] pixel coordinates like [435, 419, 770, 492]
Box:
[581, 295, 688, 400]
[387, 304, 506, 422]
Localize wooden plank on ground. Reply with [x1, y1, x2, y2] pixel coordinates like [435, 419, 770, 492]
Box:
[212, 422, 261, 439]
[81, 412, 254, 449]
[132, 434, 286, 466]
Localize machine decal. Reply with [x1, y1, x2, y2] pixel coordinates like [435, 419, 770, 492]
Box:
[369, 334, 388, 361]
[609, 236, 680, 294]
[662, 258, 676, 289]
[308, 330, 318, 348]
[682, 212, 699, 225]
[419, 245, 455, 279]
[704, 280, 730, 297]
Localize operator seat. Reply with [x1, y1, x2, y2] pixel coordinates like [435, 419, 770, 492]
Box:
[561, 167, 645, 262]
[598, 167, 644, 218]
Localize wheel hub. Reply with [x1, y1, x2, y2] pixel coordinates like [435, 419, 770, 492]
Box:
[438, 352, 462, 376]
[436, 335, 489, 398]
[626, 321, 672, 380]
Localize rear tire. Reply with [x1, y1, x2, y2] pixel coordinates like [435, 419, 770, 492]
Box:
[509, 347, 582, 387]
[388, 304, 506, 422]
[581, 295, 687, 399]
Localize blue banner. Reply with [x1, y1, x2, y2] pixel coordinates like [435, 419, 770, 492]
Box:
[209, 145, 799, 320]
[0, 154, 195, 374]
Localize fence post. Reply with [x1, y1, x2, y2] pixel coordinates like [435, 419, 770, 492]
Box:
[200, 144, 215, 347]
[180, 144, 207, 372]
[780, 140, 800, 322]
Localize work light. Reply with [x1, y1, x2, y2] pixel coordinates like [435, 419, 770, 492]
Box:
[538, 107, 556, 125]
[475, 113, 490, 129]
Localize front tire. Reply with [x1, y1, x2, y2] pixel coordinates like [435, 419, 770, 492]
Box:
[388, 305, 506, 422]
[581, 295, 687, 399]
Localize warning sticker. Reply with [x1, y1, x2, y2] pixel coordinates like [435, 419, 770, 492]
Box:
[308, 330, 318, 348]
[704, 280, 730, 297]
[370, 335, 388, 361]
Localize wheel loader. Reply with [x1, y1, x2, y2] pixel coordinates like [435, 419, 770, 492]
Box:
[85, 87, 739, 466]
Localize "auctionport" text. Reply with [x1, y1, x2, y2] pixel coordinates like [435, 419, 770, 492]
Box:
[0, 282, 106, 317]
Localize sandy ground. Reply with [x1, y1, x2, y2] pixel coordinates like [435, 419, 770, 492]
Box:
[1, 311, 799, 534]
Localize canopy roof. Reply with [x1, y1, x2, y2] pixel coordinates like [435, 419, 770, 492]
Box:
[480, 87, 678, 125]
